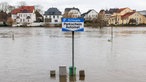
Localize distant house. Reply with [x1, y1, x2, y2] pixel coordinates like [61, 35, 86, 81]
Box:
[138, 10, 146, 17]
[81, 9, 98, 20]
[109, 7, 134, 25]
[108, 7, 146, 25]
[44, 7, 62, 24]
[0, 11, 8, 25]
[121, 12, 146, 24]
[63, 7, 81, 18]
[11, 6, 36, 26]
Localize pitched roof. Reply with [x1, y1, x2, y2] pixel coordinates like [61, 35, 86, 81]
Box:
[121, 12, 135, 19]
[44, 7, 61, 15]
[81, 10, 92, 17]
[11, 6, 35, 14]
[116, 8, 127, 13]
[81, 9, 97, 17]
[64, 7, 80, 12]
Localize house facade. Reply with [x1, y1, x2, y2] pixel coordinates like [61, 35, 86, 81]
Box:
[108, 7, 146, 25]
[11, 6, 36, 26]
[109, 7, 133, 25]
[81, 9, 98, 20]
[122, 12, 146, 24]
[44, 7, 62, 24]
[63, 7, 81, 18]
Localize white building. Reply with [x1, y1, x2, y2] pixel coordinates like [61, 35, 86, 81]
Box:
[81, 9, 98, 20]
[44, 7, 62, 24]
[11, 6, 36, 26]
[64, 7, 81, 18]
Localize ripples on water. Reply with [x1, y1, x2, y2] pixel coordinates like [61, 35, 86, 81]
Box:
[0, 27, 146, 82]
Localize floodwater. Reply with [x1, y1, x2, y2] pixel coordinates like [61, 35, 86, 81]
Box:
[0, 27, 146, 82]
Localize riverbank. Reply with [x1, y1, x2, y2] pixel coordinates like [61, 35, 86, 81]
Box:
[1, 23, 146, 28]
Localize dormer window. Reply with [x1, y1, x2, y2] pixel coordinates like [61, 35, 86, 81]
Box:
[26, 16, 31, 19]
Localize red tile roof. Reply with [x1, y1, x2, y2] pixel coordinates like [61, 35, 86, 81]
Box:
[121, 12, 135, 19]
[116, 8, 127, 13]
[11, 6, 35, 14]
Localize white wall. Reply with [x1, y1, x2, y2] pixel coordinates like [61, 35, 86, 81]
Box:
[84, 10, 98, 20]
[12, 13, 36, 24]
[44, 15, 62, 24]
[69, 10, 81, 17]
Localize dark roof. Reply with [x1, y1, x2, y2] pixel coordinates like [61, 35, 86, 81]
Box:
[81, 9, 97, 17]
[138, 10, 146, 15]
[105, 8, 119, 14]
[81, 10, 92, 17]
[44, 7, 61, 15]
[64, 7, 80, 12]
[116, 8, 126, 13]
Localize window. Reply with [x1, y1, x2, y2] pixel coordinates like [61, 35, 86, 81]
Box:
[57, 15, 59, 18]
[16, 16, 20, 19]
[55, 20, 58, 22]
[53, 15, 55, 18]
[139, 18, 141, 21]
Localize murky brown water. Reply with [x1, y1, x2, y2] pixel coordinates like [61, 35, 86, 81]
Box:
[0, 27, 146, 82]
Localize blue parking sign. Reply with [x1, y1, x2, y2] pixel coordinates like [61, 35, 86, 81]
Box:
[62, 18, 84, 32]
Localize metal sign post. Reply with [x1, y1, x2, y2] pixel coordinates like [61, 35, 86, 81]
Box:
[62, 18, 84, 76]
[72, 31, 74, 76]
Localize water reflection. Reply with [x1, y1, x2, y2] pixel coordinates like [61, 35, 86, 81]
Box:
[69, 76, 76, 82]
[59, 76, 67, 82]
[1, 27, 146, 82]
[79, 76, 85, 81]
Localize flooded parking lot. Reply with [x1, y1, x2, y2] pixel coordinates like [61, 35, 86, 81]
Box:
[0, 27, 146, 82]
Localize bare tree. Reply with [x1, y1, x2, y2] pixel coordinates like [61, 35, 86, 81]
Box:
[91, 10, 107, 28]
[0, 2, 9, 12]
[17, 1, 26, 7]
[7, 6, 15, 13]
[34, 5, 43, 14]
[63, 12, 74, 18]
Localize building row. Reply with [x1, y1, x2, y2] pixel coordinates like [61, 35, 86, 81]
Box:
[0, 6, 146, 26]
[9, 6, 98, 26]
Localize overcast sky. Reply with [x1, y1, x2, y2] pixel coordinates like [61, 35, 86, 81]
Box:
[0, 0, 146, 13]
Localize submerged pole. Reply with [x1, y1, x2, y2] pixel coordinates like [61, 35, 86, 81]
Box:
[11, 31, 14, 40]
[111, 26, 113, 42]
